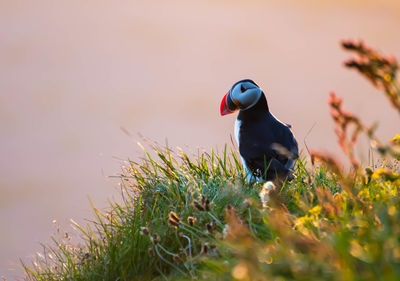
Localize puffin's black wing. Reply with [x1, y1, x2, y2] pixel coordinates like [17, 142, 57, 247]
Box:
[239, 115, 298, 181]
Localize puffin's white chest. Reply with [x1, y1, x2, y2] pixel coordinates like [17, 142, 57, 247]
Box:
[234, 119, 241, 145]
[234, 118, 265, 183]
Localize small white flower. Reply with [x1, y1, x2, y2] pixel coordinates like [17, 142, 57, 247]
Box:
[259, 181, 276, 208]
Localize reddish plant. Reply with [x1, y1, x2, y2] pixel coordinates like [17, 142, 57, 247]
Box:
[328, 92, 365, 169]
[312, 40, 400, 173]
[342, 39, 400, 113]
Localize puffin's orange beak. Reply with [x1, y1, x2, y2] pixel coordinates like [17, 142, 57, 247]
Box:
[220, 92, 236, 116]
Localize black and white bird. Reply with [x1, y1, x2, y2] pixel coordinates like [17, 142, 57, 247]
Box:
[220, 79, 299, 184]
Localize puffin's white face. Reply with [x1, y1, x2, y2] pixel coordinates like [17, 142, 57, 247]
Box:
[220, 79, 263, 116]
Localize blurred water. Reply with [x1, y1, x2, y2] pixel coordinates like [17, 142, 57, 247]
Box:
[1, 0, 400, 279]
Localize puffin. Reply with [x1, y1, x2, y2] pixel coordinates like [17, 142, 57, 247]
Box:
[220, 79, 299, 184]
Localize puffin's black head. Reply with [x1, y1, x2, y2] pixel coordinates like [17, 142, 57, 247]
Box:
[220, 79, 264, 116]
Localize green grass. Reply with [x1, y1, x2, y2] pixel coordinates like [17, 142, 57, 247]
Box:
[22, 142, 400, 281]
[22, 38, 400, 281]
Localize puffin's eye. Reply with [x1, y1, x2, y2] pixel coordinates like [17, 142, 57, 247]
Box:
[240, 84, 246, 93]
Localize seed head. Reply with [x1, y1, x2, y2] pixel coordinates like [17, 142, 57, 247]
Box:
[206, 220, 217, 233]
[194, 201, 205, 211]
[200, 243, 209, 255]
[205, 199, 211, 211]
[168, 212, 180, 228]
[140, 227, 150, 236]
[168, 218, 180, 228]
[187, 216, 196, 227]
[169, 211, 180, 223]
[151, 233, 159, 245]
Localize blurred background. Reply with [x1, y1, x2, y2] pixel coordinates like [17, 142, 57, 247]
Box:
[1, 0, 399, 279]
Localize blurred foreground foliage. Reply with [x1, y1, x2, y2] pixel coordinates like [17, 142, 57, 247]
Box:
[24, 40, 400, 281]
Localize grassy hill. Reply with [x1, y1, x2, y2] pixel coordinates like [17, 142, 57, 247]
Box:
[23, 40, 400, 281]
[23, 143, 400, 281]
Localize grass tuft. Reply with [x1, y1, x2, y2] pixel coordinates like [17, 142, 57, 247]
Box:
[22, 144, 400, 281]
